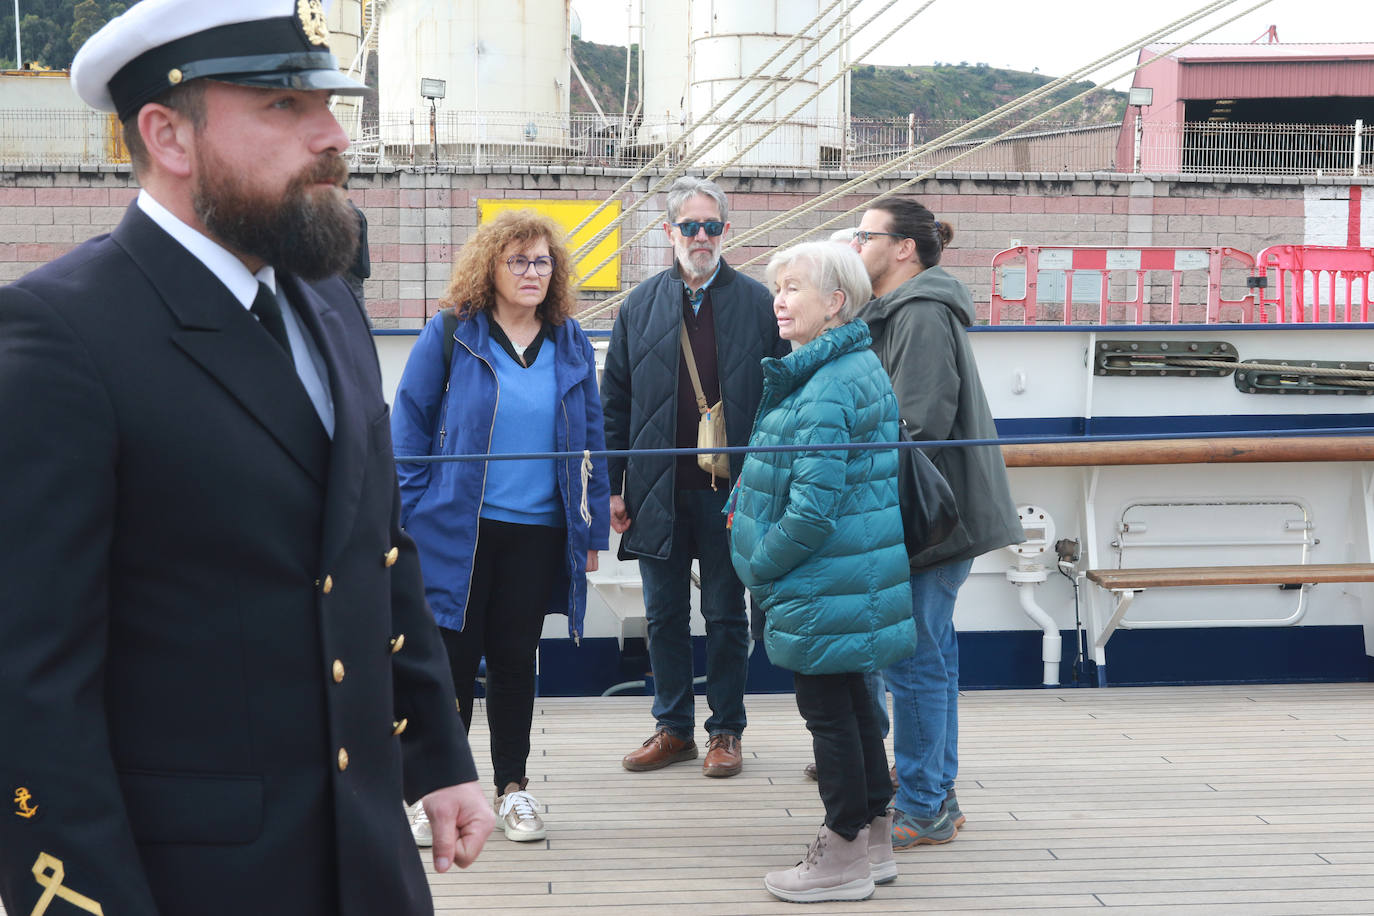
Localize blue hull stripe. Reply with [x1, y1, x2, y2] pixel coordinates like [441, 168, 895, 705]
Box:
[522, 626, 1369, 696]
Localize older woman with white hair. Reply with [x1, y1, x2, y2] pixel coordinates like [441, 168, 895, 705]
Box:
[727, 242, 915, 903]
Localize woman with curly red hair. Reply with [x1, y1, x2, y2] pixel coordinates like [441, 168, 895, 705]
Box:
[392, 210, 610, 844]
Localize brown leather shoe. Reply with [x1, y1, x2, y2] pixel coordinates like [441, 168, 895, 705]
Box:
[622, 730, 698, 772]
[702, 733, 742, 778]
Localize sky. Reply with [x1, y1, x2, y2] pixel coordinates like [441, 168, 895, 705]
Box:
[572, 0, 1371, 89]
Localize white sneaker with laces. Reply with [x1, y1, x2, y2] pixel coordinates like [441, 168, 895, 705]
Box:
[409, 803, 433, 847]
[496, 781, 547, 842]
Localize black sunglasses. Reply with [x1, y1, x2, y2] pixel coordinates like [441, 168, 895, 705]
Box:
[672, 220, 726, 238]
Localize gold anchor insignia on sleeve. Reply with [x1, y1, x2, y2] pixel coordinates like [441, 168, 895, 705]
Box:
[13, 787, 38, 819]
[30, 852, 104, 915]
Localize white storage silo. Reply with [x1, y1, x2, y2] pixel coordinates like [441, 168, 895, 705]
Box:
[815, 8, 850, 168]
[377, 0, 572, 159]
[639, 0, 850, 169]
[327, 0, 365, 138]
[638, 0, 690, 149]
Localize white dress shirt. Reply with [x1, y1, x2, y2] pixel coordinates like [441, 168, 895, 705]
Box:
[137, 190, 336, 438]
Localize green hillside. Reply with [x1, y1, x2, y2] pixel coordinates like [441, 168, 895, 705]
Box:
[570, 37, 642, 118]
[569, 38, 1124, 127]
[850, 61, 1124, 124]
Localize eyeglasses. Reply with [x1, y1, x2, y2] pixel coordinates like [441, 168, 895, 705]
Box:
[852, 230, 906, 246]
[671, 220, 726, 238]
[506, 255, 555, 277]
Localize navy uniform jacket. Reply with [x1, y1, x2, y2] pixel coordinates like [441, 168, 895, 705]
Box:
[0, 204, 475, 916]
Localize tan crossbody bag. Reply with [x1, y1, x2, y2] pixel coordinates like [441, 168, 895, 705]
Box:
[679, 326, 730, 484]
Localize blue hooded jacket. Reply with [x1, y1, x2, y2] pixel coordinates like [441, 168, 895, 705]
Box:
[391, 309, 611, 638]
[728, 320, 915, 675]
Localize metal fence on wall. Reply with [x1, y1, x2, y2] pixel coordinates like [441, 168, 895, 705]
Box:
[1136, 120, 1370, 177]
[3, 108, 1369, 178]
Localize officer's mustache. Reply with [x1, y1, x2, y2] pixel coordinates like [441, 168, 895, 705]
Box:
[293, 154, 350, 192]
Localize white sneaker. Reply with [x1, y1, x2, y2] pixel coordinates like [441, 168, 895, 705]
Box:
[496, 782, 547, 842]
[409, 803, 433, 847]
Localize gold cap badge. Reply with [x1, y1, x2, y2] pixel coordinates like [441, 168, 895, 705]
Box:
[298, 0, 330, 47]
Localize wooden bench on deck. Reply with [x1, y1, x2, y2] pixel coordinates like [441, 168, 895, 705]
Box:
[1001, 436, 1374, 685]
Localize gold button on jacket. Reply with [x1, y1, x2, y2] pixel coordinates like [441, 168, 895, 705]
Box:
[383, 547, 398, 567]
[322, 574, 334, 594]
[392, 718, 408, 736]
[389, 634, 405, 654]
[332, 660, 345, 683]
[337, 748, 349, 771]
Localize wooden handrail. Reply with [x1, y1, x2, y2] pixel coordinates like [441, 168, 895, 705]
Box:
[1001, 435, 1374, 468]
[1086, 563, 1374, 589]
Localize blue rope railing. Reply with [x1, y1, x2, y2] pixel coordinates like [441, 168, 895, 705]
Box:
[392, 425, 1374, 464]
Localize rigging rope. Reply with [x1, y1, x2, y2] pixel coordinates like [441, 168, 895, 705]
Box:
[1124, 356, 1374, 387]
[572, 0, 1262, 322]
[567, 0, 927, 288]
[565, 0, 857, 255]
[724, 0, 1268, 261]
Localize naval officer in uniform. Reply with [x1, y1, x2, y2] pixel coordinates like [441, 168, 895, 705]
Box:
[0, 1, 494, 913]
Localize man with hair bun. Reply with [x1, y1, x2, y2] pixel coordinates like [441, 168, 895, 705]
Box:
[851, 197, 1023, 852]
[0, 2, 491, 913]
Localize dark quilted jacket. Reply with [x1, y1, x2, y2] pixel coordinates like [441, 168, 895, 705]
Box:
[602, 260, 785, 560]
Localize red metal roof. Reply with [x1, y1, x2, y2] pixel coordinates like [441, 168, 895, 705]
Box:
[1135, 43, 1374, 100]
[1143, 41, 1374, 62]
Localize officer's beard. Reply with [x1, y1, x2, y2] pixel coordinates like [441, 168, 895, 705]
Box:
[193, 151, 359, 281]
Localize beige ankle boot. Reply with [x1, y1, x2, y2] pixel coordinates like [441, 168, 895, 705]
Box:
[868, 813, 896, 884]
[764, 825, 875, 903]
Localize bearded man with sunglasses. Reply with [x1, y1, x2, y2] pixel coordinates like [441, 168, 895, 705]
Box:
[603, 177, 786, 778]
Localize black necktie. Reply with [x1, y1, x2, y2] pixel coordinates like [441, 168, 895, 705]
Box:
[251, 282, 294, 365]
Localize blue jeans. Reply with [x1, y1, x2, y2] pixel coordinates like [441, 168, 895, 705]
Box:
[884, 557, 973, 818]
[638, 489, 749, 740]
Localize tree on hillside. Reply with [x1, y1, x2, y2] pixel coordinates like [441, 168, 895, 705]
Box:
[70, 0, 124, 53]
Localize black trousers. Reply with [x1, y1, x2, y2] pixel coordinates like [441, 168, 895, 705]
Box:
[439, 517, 565, 791]
[793, 670, 893, 840]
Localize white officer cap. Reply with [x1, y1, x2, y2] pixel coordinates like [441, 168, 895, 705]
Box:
[71, 0, 368, 121]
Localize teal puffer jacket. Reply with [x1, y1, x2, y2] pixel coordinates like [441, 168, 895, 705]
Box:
[728, 320, 916, 675]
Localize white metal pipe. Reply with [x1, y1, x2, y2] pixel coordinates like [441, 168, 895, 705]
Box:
[1014, 583, 1061, 687]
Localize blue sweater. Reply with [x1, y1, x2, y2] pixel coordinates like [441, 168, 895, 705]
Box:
[728, 320, 915, 675]
[481, 340, 561, 527]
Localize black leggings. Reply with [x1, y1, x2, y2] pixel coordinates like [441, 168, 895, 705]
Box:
[793, 671, 893, 840]
[439, 517, 565, 791]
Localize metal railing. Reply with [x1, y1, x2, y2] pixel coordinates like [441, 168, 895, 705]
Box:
[4, 108, 1368, 178]
[0, 107, 1118, 173]
[1136, 120, 1370, 176]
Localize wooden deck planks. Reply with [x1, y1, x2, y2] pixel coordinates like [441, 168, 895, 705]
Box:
[430, 684, 1374, 914]
[3, 683, 1373, 915]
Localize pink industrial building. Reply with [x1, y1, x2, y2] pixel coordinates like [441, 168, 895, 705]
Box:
[1118, 41, 1374, 173]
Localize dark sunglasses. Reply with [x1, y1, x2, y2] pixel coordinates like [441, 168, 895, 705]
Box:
[672, 220, 726, 238]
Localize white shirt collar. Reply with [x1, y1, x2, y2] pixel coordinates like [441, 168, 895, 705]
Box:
[136, 189, 276, 309]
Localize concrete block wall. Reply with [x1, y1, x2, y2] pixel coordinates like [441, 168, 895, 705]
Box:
[3, 164, 1367, 328]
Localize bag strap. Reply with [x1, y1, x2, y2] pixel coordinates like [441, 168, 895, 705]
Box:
[440, 307, 460, 389]
[678, 325, 712, 417]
